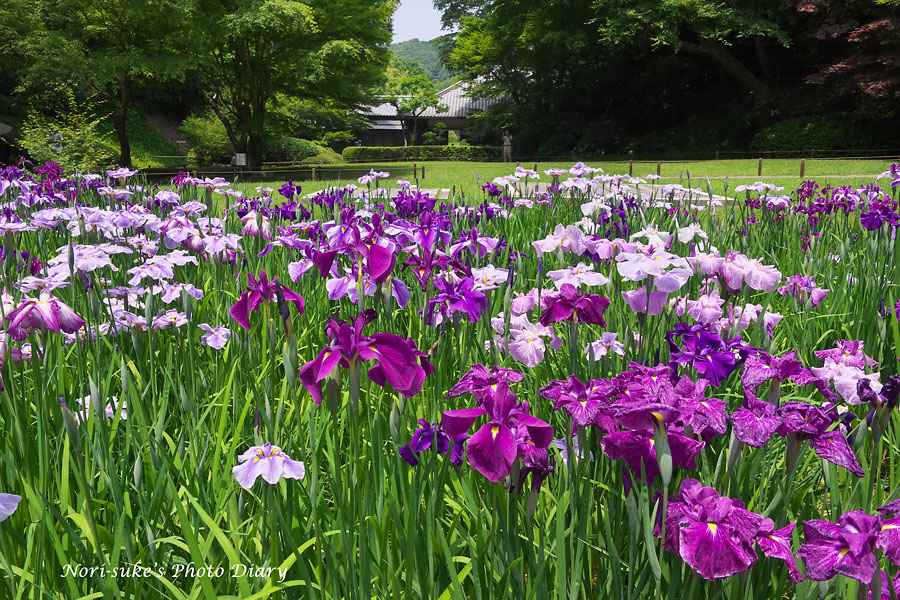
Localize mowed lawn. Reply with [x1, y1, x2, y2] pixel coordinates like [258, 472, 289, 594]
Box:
[219, 157, 895, 199]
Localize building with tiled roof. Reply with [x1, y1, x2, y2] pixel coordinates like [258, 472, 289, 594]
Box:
[359, 81, 506, 146]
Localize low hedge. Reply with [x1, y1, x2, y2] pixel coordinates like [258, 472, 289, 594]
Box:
[342, 145, 501, 162]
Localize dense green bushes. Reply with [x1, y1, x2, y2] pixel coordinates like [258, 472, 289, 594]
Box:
[181, 113, 233, 164]
[263, 136, 321, 163]
[749, 114, 893, 153]
[342, 144, 500, 162]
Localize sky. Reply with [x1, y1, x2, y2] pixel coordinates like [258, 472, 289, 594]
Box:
[392, 0, 447, 44]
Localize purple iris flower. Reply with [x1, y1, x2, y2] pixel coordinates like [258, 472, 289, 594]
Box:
[539, 283, 611, 326]
[797, 511, 900, 583]
[730, 398, 781, 447]
[662, 479, 803, 581]
[229, 269, 305, 330]
[442, 382, 553, 482]
[232, 443, 306, 489]
[741, 350, 838, 403]
[425, 276, 488, 326]
[399, 419, 468, 466]
[541, 375, 612, 428]
[667, 323, 738, 386]
[446, 363, 525, 403]
[772, 401, 865, 477]
[279, 180, 300, 200]
[298, 311, 429, 405]
[600, 428, 703, 484]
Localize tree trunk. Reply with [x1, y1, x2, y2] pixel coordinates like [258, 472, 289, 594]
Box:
[115, 74, 132, 167]
[411, 116, 419, 146]
[401, 119, 408, 147]
[680, 38, 771, 104]
[247, 130, 264, 171]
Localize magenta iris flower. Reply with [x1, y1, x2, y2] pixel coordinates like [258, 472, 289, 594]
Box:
[662, 479, 803, 581]
[229, 269, 305, 330]
[5, 292, 85, 340]
[796, 510, 900, 583]
[600, 428, 703, 483]
[442, 382, 553, 482]
[298, 311, 429, 405]
[399, 419, 468, 466]
[539, 283, 610, 326]
[232, 443, 305, 489]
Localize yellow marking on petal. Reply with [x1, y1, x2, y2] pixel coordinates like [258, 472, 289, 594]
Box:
[708, 523, 717, 535]
[883, 525, 900, 530]
[839, 548, 850, 558]
[491, 426, 500, 440]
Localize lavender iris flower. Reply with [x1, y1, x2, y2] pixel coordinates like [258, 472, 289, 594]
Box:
[399, 419, 468, 466]
[197, 324, 231, 350]
[232, 443, 306, 489]
[442, 382, 553, 482]
[0, 494, 21, 522]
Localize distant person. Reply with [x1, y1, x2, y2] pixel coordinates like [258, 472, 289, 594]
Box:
[502, 130, 513, 162]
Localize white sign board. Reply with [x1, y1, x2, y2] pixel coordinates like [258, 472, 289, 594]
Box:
[235, 153, 247, 166]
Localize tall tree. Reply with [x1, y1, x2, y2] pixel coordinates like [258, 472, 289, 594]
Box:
[380, 58, 447, 145]
[194, 0, 394, 170]
[7, 0, 195, 166]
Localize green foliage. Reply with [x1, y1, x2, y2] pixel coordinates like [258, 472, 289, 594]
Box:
[389, 38, 458, 89]
[181, 112, 233, 165]
[98, 109, 183, 169]
[342, 145, 500, 161]
[318, 130, 355, 153]
[196, 0, 394, 168]
[17, 95, 114, 172]
[263, 136, 321, 163]
[301, 145, 344, 164]
[749, 114, 891, 152]
[422, 122, 448, 145]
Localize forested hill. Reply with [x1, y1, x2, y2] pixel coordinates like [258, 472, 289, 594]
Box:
[390, 38, 458, 90]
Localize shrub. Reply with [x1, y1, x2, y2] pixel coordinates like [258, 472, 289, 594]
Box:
[301, 146, 344, 164]
[749, 115, 862, 152]
[17, 95, 115, 173]
[342, 145, 501, 162]
[318, 131, 355, 153]
[263, 136, 320, 163]
[181, 113, 233, 165]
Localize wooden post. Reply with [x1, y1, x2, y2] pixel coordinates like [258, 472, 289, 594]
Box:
[657, 162, 661, 176]
[312, 167, 317, 182]
[715, 150, 719, 160]
[629, 150, 634, 176]
[421, 165, 425, 180]
[757, 158, 763, 177]
[533, 163, 538, 173]
[811, 149, 815, 159]
[516, 161, 520, 168]
[413, 163, 417, 179]
[800, 159, 805, 178]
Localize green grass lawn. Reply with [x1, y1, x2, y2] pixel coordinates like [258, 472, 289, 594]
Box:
[219, 157, 894, 199]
